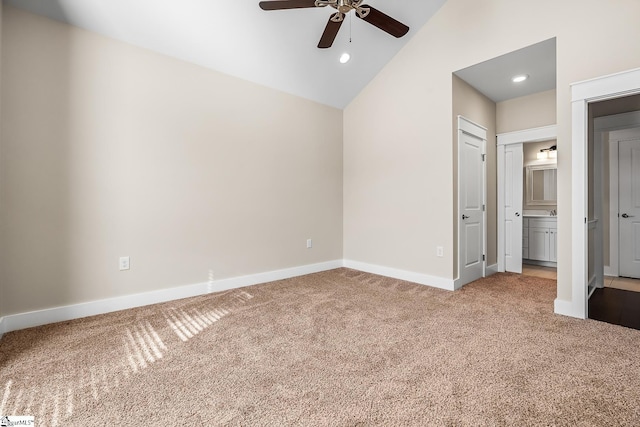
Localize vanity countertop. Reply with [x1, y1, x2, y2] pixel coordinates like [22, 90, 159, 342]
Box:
[523, 210, 556, 218]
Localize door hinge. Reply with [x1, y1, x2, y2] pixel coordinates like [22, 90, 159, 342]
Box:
[481, 154, 486, 161]
[482, 204, 485, 211]
[482, 254, 486, 261]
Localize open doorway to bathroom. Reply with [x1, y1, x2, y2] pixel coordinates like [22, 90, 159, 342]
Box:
[521, 140, 557, 280]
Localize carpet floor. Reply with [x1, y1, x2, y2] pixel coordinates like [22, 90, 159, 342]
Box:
[1, 268, 640, 426]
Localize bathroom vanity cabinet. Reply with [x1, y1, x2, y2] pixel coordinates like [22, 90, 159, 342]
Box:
[523, 217, 557, 265]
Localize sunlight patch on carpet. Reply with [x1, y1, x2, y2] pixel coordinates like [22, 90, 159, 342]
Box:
[0, 289, 255, 425]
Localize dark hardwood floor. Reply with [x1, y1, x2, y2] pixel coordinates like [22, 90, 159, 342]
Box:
[589, 287, 640, 330]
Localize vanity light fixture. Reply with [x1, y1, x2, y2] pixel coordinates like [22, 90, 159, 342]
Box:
[537, 145, 557, 160]
[512, 74, 529, 83]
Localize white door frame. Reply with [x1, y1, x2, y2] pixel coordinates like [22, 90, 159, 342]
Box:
[566, 67, 640, 319]
[456, 116, 486, 289]
[497, 125, 557, 272]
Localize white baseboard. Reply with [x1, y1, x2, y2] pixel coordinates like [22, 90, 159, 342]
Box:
[1, 260, 343, 334]
[343, 259, 455, 291]
[486, 264, 499, 276]
[554, 298, 585, 319]
[208, 260, 343, 293]
[1, 258, 587, 334]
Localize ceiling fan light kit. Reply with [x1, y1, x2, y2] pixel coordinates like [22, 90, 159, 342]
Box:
[259, 0, 409, 49]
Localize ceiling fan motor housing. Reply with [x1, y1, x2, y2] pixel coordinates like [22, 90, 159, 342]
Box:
[315, 0, 363, 13]
[337, 0, 351, 13]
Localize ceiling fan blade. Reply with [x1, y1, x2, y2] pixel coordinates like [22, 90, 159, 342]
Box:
[318, 14, 343, 48]
[358, 5, 409, 38]
[259, 0, 318, 10]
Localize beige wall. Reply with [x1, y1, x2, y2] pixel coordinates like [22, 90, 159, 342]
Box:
[496, 89, 556, 134]
[344, 0, 640, 304]
[0, 7, 343, 316]
[452, 75, 497, 270]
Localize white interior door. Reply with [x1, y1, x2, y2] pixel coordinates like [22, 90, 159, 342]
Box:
[458, 119, 485, 286]
[504, 143, 523, 273]
[619, 137, 640, 278]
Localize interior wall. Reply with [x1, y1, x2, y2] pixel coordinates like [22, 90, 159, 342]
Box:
[0, 6, 344, 316]
[343, 0, 640, 302]
[496, 89, 556, 134]
[452, 75, 497, 270]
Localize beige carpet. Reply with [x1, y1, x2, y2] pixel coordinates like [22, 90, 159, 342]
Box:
[1, 268, 640, 426]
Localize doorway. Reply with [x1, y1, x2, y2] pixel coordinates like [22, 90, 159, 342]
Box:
[565, 67, 640, 320]
[497, 125, 558, 276]
[588, 101, 640, 330]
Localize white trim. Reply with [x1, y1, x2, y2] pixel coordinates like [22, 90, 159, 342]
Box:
[571, 68, 640, 102]
[458, 116, 487, 138]
[497, 125, 557, 146]
[486, 263, 499, 276]
[482, 137, 487, 278]
[554, 298, 579, 318]
[0, 317, 4, 340]
[570, 67, 640, 320]
[343, 259, 455, 291]
[0, 260, 343, 333]
[571, 98, 589, 320]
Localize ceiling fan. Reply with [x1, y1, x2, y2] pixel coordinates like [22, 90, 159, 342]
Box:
[259, 0, 410, 49]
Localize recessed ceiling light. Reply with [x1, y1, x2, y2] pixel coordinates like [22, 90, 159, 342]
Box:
[512, 74, 529, 83]
[339, 53, 351, 64]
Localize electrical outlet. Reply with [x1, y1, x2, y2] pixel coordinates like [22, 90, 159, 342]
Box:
[119, 256, 130, 271]
[436, 246, 444, 257]
[306, 239, 313, 249]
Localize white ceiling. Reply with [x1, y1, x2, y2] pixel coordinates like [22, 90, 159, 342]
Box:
[6, 0, 447, 109]
[7, 1, 557, 108]
[454, 38, 557, 103]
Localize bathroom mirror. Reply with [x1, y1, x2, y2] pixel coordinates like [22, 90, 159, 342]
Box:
[526, 164, 557, 205]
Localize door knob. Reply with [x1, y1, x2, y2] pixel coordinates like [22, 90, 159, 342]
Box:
[515, 212, 520, 217]
[621, 213, 635, 218]
[462, 214, 469, 220]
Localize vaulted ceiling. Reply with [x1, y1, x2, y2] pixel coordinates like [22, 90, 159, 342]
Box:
[6, 0, 557, 108]
[6, 0, 447, 109]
